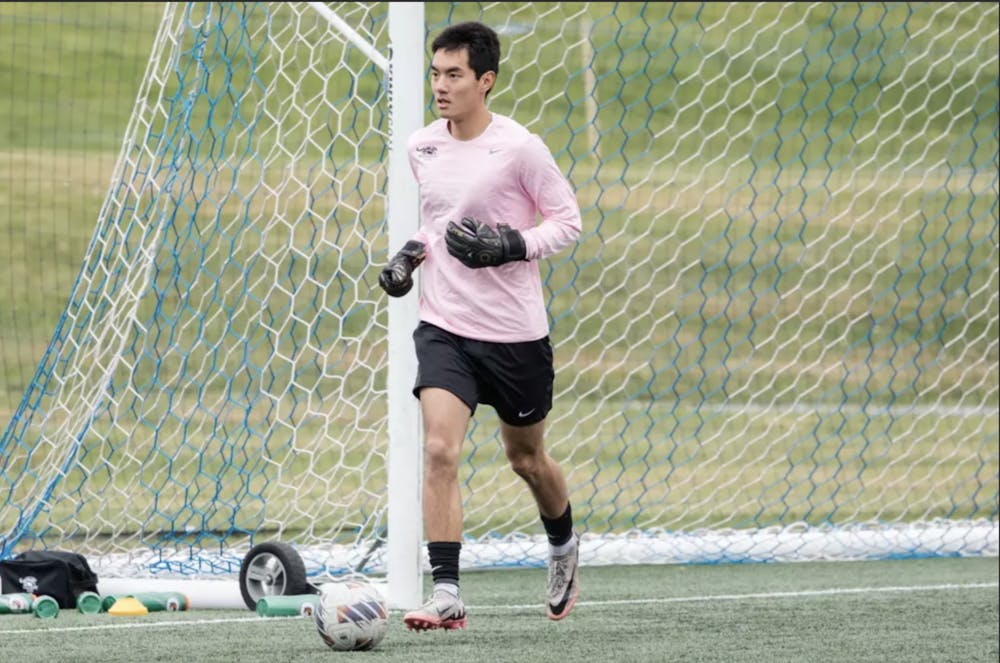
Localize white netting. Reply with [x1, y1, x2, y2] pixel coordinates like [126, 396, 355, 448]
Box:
[1, 2, 996, 581]
[2, 1, 394, 576]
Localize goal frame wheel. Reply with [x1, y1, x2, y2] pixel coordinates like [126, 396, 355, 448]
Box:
[238, 541, 313, 610]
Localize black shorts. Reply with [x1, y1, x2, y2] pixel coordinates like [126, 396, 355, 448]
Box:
[412, 321, 554, 426]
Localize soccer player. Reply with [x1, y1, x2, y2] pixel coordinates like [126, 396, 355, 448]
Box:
[378, 21, 583, 631]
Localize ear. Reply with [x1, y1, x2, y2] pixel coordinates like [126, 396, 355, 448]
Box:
[479, 70, 496, 95]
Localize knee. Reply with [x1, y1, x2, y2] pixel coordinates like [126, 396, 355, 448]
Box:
[423, 434, 460, 475]
[506, 448, 544, 482]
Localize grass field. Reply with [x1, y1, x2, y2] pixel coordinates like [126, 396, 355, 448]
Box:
[0, 557, 997, 662]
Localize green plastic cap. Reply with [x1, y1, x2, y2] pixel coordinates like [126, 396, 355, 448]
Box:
[76, 591, 103, 614]
[33, 595, 60, 619]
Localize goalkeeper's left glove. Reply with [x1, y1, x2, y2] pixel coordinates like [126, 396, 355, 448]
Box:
[445, 217, 527, 268]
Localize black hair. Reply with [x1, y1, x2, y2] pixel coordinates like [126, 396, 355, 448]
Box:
[431, 21, 501, 97]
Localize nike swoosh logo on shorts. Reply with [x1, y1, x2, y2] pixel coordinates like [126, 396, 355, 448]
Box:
[518, 409, 535, 418]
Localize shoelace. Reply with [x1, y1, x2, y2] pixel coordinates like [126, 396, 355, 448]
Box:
[548, 558, 571, 590]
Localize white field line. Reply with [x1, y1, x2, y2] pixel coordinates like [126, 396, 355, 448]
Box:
[0, 615, 301, 635]
[1, 582, 995, 635]
[471, 581, 1000, 611]
[620, 400, 999, 419]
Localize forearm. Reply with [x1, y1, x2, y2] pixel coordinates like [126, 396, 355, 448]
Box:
[521, 212, 581, 260]
[516, 135, 583, 260]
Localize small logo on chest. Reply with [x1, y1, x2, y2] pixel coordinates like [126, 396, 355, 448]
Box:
[416, 145, 437, 158]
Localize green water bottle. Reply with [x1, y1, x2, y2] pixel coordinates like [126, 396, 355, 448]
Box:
[255, 594, 319, 617]
[0, 593, 34, 614]
[76, 591, 102, 614]
[130, 591, 189, 612]
[32, 595, 59, 619]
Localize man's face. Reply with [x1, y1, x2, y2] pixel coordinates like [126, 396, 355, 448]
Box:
[430, 47, 493, 121]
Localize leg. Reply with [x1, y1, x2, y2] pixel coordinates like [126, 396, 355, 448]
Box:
[404, 387, 470, 631]
[500, 419, 580, 621]
[420, 387, 471, 541]
[499, 419, 568, 519]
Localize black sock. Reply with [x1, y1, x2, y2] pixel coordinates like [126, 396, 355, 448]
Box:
[540, 503, 574, 547]
[427, 541, 461, 586]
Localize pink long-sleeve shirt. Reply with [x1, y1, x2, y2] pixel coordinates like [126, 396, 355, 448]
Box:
[407, 113, 582, 342]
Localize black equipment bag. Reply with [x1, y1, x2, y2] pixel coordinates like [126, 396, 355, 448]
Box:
[0, 550, 99, 608]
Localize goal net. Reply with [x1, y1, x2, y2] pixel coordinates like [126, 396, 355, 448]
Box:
[1, 1, 997, 593]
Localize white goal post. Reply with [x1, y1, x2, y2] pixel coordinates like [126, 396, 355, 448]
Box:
[0, 2, 996, 611]
[383, 1, 424, 613]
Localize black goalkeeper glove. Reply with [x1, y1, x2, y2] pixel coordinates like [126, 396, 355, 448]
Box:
[445, 217, 527, 268]
[378, 240, 426, 297]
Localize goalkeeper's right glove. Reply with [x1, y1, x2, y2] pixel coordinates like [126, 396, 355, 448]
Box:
[445, 217, 527, 268]
[378, 240, 426, 297]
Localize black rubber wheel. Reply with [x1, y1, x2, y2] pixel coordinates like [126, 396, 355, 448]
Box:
[238, 541, 312, 610]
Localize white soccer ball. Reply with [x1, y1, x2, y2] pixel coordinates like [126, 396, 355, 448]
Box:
[314, 578, 389, 651]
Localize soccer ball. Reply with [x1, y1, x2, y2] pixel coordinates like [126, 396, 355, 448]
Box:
[314, 578, 389, 651]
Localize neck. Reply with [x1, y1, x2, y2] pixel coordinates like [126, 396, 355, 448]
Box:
[448, 107, 491, 141]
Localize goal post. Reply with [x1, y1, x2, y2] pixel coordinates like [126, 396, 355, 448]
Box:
[0, 1, 996, 609]
[385, 1, 425, 613]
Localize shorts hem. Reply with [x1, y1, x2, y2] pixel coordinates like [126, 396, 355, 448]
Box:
[413, 383, 477, 415]
[496, 410, 549, 427]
